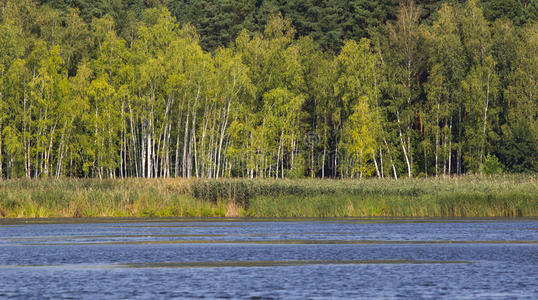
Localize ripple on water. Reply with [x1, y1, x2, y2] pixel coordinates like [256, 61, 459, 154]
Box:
[0, 219, 537, 299]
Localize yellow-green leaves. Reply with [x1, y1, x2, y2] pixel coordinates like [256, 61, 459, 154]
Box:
[0, 1, 535, 179]
[342, 99, 378, 177]
[334, 39, 381, 177]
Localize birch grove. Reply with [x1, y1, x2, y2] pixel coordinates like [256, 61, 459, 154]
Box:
[0, 1, 536, 179]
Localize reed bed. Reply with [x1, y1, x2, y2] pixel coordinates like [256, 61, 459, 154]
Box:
[0, 175, 536, 218]
[0, 178, 224, 218]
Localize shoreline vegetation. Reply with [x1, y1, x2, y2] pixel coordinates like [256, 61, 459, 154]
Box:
[0, 175, 536, 218]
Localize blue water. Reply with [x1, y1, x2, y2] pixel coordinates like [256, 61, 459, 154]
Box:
[1, 218, 537, 299]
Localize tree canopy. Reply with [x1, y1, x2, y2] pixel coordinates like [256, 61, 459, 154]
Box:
[0, 0, 536, 179]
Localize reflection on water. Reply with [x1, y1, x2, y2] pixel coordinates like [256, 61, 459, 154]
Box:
[1, 218, 537, 299]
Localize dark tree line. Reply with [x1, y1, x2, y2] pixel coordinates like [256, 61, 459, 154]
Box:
[34, 0, 538, 51]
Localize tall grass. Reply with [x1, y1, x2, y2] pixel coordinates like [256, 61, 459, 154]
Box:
[0, 178, 225, 218]
[193, 175, 537, 217]
[0, 174, 536, 218]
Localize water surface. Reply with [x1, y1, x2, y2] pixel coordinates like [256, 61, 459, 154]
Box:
[1, 218, 537, 299]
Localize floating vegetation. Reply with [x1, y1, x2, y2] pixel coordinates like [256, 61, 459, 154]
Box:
[0, 259, 474, 270]
[120, 259, 473, 268]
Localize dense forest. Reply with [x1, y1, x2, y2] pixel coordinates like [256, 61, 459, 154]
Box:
[0, 0, 536, 179]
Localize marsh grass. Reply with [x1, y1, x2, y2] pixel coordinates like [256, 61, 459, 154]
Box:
[0, 178, 223, 218]
[0, 174, 536, 218]
[193, 175, 537, 217]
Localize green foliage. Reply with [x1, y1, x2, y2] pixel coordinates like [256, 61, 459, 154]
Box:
[499, 120, 538, 173]
[40, 1, 537, 53]
[0, 0, 536, 180]
[481, 0, 537, 25]
[479, 153, 503, 174]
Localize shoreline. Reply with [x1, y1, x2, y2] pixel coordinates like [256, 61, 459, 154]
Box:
[0, 175, 536, 218]
[2, 216, 538, 225]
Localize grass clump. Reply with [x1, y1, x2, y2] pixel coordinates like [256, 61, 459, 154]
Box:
[0, 178, 221, 218]
[193, 175, 537, 217]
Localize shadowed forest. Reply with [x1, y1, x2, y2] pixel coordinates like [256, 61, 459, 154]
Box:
[0, 0, 536, 179]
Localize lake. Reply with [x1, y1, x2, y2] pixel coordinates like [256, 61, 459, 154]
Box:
[1, 218, 537, 299]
